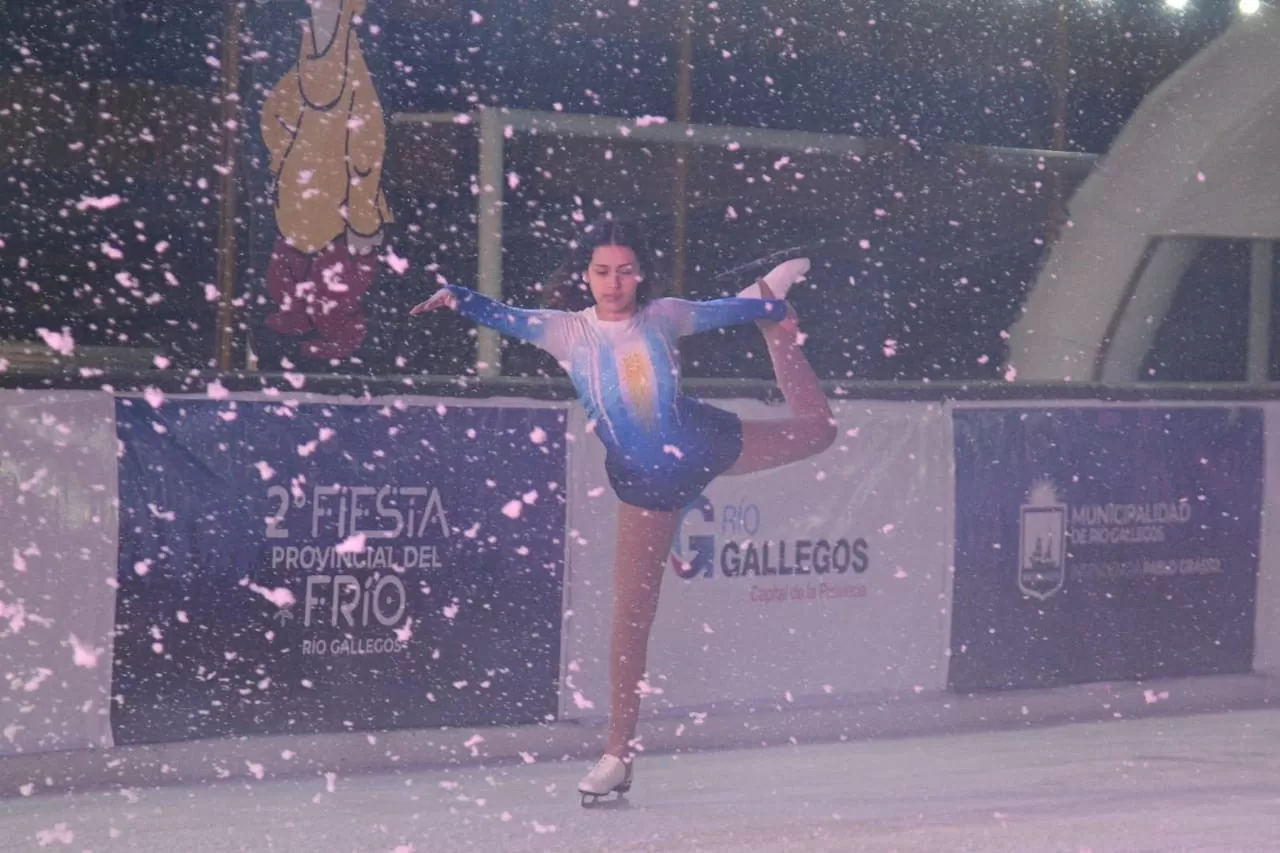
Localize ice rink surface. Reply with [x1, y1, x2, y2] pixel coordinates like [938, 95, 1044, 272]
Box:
[4, 708, 1280, 853]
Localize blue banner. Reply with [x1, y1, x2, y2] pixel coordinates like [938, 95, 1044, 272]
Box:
[950, 406, 1263, 693]
[112, 397, 567, 744]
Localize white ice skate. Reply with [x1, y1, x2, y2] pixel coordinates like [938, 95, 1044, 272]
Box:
[578, 754, 633, 807]
[737, 257, 810, 300]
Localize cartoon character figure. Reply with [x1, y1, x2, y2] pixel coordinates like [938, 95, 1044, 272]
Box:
[260, 0, 391, 364]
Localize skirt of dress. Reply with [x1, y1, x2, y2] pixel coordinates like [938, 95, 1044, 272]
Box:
[603, 398, 744, 512]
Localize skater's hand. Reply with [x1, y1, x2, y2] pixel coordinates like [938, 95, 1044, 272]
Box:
[755, 279, 799, 337]
[409, 287, 458, 316]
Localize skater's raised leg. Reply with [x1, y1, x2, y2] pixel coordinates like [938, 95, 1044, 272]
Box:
[727, 278, 836, 476]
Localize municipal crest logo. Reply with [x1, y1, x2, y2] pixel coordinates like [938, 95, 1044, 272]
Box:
[1018, 478, 1066, 600]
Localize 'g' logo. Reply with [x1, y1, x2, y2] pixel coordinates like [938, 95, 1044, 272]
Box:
[668, 496, 715, 579]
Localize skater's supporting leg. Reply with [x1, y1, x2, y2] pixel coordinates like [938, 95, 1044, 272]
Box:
[726, 284, 836, 476]
[607, 502, 681, 759]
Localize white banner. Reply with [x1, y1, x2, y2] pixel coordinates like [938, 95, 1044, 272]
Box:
[1255, 403, 1280, 675]
[559, 399, 954, 722]
[1, 391, 119, 755]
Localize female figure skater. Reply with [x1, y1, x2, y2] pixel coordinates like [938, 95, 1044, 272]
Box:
[410, 215, 836, 805]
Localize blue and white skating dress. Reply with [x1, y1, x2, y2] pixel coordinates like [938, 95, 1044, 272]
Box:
[444, 285, 785, 511]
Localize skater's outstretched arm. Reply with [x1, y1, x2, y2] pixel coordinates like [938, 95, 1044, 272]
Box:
[411, 284, 571, 355]
[653, 296, 787, 338]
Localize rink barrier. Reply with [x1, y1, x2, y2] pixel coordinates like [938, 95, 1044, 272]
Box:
[108, 394, 570, 746]
[0, 391, 119, 756]
[4, 672, 1277, 798]
[949, 402, 1265, 693]
[559, 399, 955, 722]
[1, 382, 1278, 761]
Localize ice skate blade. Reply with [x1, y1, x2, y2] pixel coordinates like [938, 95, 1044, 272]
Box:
[580, 790, 631, 810]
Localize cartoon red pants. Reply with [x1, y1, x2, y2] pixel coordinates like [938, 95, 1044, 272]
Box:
[264, 238, 376, 360]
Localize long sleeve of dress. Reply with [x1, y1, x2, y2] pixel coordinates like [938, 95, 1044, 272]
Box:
[446, 285, 571, 358]
[652, 296, 786, 337]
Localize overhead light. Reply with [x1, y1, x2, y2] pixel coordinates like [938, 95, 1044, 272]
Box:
[1165, 0, 1189, 10]
[1239, 0, 1262, 14]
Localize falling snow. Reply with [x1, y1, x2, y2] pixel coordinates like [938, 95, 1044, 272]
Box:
[0, 3, 1271, 849]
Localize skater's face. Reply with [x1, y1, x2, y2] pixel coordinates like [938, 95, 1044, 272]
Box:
[585, 244, 644, 320]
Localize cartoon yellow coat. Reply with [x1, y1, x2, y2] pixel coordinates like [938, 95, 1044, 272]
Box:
[262, 0, 392, 255]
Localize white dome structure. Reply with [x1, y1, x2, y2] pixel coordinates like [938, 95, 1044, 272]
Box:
[1005, 9, 1280, 382]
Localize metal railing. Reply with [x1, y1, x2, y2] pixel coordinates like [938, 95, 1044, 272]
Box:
[9, 360, 1280, 408]
[391, 106, 1098, 379]
[1, 107, 1098, 387]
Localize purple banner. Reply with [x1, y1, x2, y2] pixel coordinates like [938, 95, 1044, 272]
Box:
[113, 397, 568, 744]
[950, 406, 1263, 693]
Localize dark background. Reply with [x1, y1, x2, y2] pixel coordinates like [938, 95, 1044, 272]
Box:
[0, 0, 1257, 383]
